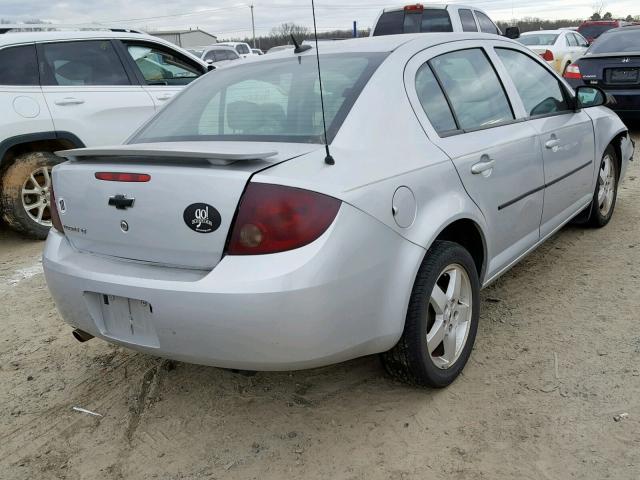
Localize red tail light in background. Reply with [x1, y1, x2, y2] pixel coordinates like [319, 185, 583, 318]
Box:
[95, 172, 151, 182]
[564, 63, 582, 79]
[50, 181, 64, 234]
[404, 4, 424, 12]
[541, 49, 555, 61]
[226, 183, 341, 255]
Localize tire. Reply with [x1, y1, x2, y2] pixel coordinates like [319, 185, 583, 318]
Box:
[587, 145, 619, 228]
[0, 151, 62, 240]
[381, 240, 480, 388]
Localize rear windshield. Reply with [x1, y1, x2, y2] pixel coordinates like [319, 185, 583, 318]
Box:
[588, 30, 640, 53]
[373, 9, 453, 36]
[519, 34, 559, 46]
[131, 53, 386, 145]
[578, 24, 615, 38]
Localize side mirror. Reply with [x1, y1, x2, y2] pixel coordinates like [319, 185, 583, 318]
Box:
[505, 26, 520, 40]
[575, 85, 610, 109]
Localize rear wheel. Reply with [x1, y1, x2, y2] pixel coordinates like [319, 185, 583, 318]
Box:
[381, 240, 480, 388]
[0, 151, 61, 239]
[587, 146, 618, 228]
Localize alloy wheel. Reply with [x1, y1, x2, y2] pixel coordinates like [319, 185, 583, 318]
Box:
[21, 166, 53, 227]
[426, 264, 473, 370]
[597, 154, 616, 217]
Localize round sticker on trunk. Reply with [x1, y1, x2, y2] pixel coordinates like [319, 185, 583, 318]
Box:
[183, 203, 221, 233]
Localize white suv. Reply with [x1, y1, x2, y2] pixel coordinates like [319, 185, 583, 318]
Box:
[0, 25, 209, 238]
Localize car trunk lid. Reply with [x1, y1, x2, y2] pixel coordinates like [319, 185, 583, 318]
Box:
[578, 54, 640, 88]
[54, 142, 319, 269]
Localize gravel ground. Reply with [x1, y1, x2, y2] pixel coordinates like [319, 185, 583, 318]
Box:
[1, 129, 639, 480]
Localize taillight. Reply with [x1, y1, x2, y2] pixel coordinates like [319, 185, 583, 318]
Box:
[564, 63, 582, 79]
[541, 49, 554, 61]
[226, 183, 341, 255]
[50, 180, 64, 234]
[404, 4, 424, 12]
[95, 172, 151, 182]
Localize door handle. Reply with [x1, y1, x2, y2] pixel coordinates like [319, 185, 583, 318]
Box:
[471, 159, 495, 175]
[545, 139, 561, 149]
[54, 97, 85, 106]
[156, 94, 173, 101]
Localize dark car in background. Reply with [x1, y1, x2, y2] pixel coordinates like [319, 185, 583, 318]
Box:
[577, 20, 635, 44]
[564, 26, 640, 120]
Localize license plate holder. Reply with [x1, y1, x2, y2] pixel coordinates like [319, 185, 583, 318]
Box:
[87, 293, 159, 347]
[609, 68, 639, 84]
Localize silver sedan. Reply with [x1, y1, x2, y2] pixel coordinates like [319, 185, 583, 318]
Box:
[43, 33, 634, 387]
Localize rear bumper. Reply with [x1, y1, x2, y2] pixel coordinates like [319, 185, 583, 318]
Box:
[43, 203, 425, 370]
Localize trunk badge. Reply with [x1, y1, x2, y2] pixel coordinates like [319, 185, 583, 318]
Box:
[622, 58, 630, 63]
[108, 194, 135, 210]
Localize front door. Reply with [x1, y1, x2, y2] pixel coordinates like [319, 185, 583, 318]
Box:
[492, 47, 595, 237]
[119, 41, 204, 110]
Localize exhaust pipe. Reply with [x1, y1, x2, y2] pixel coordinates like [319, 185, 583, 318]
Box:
[72, 329, 94, 343]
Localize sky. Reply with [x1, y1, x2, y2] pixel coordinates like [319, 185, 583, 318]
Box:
[2, 0, 640, 39]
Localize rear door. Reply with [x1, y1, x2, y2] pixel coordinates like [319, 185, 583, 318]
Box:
[405, 42, 544, 279]
[38, 39, 155, 146]
[493, 47, 595, 237]
[119, 40, 204, 109]
[0, 43, 54, 139]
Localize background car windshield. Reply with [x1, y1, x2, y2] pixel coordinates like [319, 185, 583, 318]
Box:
[131, 53, 385, 144]
[519, 34, 559, 46]
[588, 31, 640, 53]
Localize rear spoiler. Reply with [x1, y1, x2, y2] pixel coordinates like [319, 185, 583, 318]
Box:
[56, 144, 278, 166]
[581, 52, 640, 59]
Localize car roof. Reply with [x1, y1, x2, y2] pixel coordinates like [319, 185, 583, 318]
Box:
[255, 32, 519, 59]
[204, 45, 237, 51]
[382, 3, 477, 12]
[0, 29, 165, 47]
[606, 25, 640, 33]
[521, 30, 566, 35]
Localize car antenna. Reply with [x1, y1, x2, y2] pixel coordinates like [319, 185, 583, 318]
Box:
[290, 34, 311, 54]
[310, 0, 335, 166]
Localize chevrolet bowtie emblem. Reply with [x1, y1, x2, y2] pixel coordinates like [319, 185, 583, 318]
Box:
[108, 194, 135, 210]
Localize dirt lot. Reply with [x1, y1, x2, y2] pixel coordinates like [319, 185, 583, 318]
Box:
[2, 130, 639, 480]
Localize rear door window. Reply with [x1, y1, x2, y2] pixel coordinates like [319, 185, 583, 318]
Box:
[39, 40, 130, 86]
[566, 34, 577, 46]
[459, 9, 478, 32]
[0, 44, 39, 85]
[495, 48, 570, 117]
[429, 48, 513, 130]
[474, 11, 499, 34]
[415, 64, 457, 134]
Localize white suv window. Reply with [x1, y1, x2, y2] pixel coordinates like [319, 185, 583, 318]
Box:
[126, 43, 201, 86]
[40, 40, 130, 86]
[0, 44, 39, 85]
